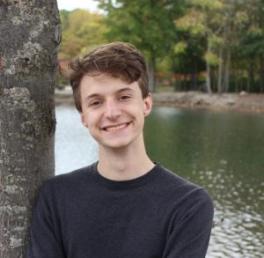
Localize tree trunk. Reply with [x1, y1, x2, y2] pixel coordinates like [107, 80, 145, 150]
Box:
[223, 48, 231, 92]
[234, 69, 239, 93]
[217, 47, 223, 93]
[205, 42, 212, 94]
[259, 55, 264, 92]
[206, 62, 212, 93]
[0, 1, 60, 257]
[247, 61, 254, 92]
[148, 54, 156, 92]
[191, 61, 197, 90]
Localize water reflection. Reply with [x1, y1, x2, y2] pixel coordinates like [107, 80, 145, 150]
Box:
[55, 105, 264, 257]
[55, 105, 98, 174]
[145, 107, 264, 258]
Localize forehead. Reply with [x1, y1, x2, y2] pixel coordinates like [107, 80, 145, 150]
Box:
[80, 74, 140, 96]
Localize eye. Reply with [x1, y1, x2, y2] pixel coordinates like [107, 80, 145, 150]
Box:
[120, 95, 131, 101]
[89, 100, 102, 107]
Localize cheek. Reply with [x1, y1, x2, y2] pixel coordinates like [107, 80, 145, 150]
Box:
[127, 107, 145, 119]
[81, 113, 93, 128]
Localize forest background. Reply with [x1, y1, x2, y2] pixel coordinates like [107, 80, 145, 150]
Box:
[58, 0, 264, 94]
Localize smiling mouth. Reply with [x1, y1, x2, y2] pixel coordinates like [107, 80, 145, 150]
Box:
[102, 122, 131, 132]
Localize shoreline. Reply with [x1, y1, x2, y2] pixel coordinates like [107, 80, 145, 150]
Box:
[55, 88, 264, 114]
[152, 92, 264, 114]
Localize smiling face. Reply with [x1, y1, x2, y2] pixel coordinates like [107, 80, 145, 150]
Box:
[80, 74, 152, 150]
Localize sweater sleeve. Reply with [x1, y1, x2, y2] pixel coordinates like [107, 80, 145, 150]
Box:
[162, 189, 214, 258]
[27, 182, 66, 258]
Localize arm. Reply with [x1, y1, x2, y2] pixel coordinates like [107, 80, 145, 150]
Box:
[162, 189, 214, 258]
[27, 183, 66, 258]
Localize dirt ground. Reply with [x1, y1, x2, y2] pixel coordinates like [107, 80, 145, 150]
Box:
[55, 88, 264, 114]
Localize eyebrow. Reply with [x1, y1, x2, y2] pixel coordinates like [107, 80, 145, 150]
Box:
[84, 94, 101, 102]
[116, 87, 134, 94]
[84, 87, 134, 102]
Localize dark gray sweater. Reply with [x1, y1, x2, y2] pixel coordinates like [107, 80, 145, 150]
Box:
[27, 162, 214, 258]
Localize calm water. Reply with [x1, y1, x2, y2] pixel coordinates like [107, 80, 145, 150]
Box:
[55, 105, 264, 258]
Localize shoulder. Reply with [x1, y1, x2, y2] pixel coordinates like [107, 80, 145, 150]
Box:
[31, 163, 98, 218]
[155, 164, 214, 214]
[155, 164, 201, 191]
[39, 163, 97, 198]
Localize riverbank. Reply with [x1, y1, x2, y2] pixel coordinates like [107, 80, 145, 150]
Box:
[152, 91, 264, 113]
[55, 88, 264, 113]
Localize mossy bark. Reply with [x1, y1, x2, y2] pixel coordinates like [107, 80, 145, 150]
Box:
[0, 1, 60, 257]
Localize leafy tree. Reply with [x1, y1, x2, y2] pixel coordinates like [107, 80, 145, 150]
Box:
[176, 0, 264, 93]
[59, 9, 107, 59]
[171, 25, 206, 91]
[59, 1, 264, 93]
[97, 0, 183, 91]
[233, 0, 264, 92]
[176, 0, 226, 93]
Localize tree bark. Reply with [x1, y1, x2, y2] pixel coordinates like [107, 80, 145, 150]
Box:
[259, 55, 264, 92]
[217, 47, 223, 93]
[223, 48, 231, 92]
[205, 61, 212, 93]
[191, 61, 197, 90]
[247, 61, 254, 92]
[205, 42, 212, 94]
[148, 54, 156, 92]
[0, 1, 60, 257]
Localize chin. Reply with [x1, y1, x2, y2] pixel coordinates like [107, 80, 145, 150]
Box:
[93, 130, 143, 150]
[99, 134, 141, 150]
[101, 140, 132, 149]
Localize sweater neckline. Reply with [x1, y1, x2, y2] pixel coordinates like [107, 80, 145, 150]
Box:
[91, 161, 160, 190]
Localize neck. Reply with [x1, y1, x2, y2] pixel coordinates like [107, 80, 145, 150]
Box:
[97, 136, 154, 181]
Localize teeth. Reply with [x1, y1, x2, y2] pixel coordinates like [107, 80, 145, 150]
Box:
[104, 123, 129, 132]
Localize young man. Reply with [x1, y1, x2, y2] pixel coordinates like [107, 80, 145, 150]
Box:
[28, 42, 214, 258]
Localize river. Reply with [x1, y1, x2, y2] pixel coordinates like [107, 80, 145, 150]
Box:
[55, 104, 264, 258]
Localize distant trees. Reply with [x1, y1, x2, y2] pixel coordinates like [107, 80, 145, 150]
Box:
[60, 0, 264, 93]
[59, 9, 107, 59]
[97, 0, 182, 91]
[173, 0, 264, 93]
[233, 0, 264, 93]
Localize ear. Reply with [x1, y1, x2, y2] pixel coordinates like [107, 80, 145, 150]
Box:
[143, 94, 152, 117]
[81, 113, 88, 128]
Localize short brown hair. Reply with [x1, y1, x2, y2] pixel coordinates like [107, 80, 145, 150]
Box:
[69, 42, 149, 112]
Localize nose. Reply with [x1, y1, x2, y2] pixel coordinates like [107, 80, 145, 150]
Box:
[104, 99, 121, 120]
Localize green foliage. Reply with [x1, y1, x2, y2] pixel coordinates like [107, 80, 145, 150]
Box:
[189, 0, 223, 10]
[58, 0, 264, 93]
[59, 9, 107, 59]
[205, 51, 219, 66]
[97, 0, 188, 90]
[176, 10, 206, 36]
[174, 42, 187, 55]
[100, 0, 180, 54]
